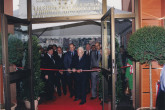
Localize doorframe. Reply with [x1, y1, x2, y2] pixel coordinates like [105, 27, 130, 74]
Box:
[110, 8, 116, 110]
[0, 14, 34, 110]
[1, 13, 11, 110]
[101, 0, 140, 109]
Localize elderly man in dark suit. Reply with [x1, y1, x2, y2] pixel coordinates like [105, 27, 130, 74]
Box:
[55, 46, 67, 96]
[90, 42, 102, 99]
[42, 47, 57, 100]
[71, 47, 88, 105]
[63, 43, 77, 98]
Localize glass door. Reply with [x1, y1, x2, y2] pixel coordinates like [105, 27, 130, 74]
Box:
[115, 18, 135, 110]
[101, 18, 112, 110]
[1, 14, 34, 110]
[101, 7, 136, 110]
[101, 8, 117, 110]
[8, 24, 30, 109]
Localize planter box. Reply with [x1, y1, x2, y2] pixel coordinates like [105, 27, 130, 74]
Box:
[24, 98, 40, 110]
[0, 103, 17, 110]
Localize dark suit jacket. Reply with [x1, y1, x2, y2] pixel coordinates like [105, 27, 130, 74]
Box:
[71, 54, 88, 72]
[42, 53, 57, 80]
[56, 54, 65, 69]
[84, 51, 91, 69]
[53, 51, 58, 59]
[63, 50, 77, 69]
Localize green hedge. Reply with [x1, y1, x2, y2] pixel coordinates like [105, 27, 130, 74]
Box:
[128, 26, 165, 64]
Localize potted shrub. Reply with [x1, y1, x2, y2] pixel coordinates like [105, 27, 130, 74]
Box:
[127, 26, 165, 109]
[21, 36, 44, 110]
[0, 103, 17, 110]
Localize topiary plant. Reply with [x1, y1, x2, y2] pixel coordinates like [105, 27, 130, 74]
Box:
[21, 35, 44, 101]
[127, 26, 165, 109]
[31, 36, 45, 100]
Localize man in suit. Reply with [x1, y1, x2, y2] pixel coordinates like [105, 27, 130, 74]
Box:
[84, 43, 91, 94]
[53, 44, 58, 58]
[55, 46, 67, 96]
[90, 42, 102, 99]
[71, 47, 88, 105]
[63, 43, 77, 98]
[156, 64, 165, 110]
[91, 45, 96, 51]
[42, 47, 57, 100]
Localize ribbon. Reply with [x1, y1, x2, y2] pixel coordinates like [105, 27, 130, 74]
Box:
[17, 67, 24, 69]
[40, 68, 101, 72]
[120, 66, 131, 68]
[120, 64, 133, 74]
[17, 67, 100, 72]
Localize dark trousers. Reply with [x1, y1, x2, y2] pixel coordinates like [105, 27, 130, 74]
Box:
[156, 89, 165, 110]
[67, 73, 75, 97]
[44, 78, 55, 100]
[55, 72, 67, 96]
[75, 73, 87, 102]
[86, 72, 91, 93]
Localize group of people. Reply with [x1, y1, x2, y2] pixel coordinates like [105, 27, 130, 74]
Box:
[40, 42, 102, 105]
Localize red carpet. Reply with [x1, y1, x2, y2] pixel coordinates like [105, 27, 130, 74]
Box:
[38, 93, 102, 110]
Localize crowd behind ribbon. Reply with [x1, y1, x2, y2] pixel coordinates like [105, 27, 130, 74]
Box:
[40, 42, 102, 105]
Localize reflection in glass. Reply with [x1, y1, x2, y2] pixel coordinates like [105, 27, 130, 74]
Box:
[8, 26, 29, 68]
[7, 25, 30, 109]
[39, 37, 101, 51]
[115, 18, 134, 108]
[31, 0, 102, 18]
[101, 17, 134, 109]
[102, 20, 112, 110]
[106, 0, 134, 13]
[13, 0, 27, 19]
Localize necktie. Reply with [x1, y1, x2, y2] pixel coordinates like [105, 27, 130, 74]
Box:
[51, 56, 55, 64]
[71, 52, 73, 57]
[87, 51, 89, 56]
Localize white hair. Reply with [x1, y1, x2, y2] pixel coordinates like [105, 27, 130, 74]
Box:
[78, 47, 84, 53]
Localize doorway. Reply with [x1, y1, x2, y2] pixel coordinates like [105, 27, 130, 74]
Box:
[1, 0, 139, 109]
[101, 7, 137, 110]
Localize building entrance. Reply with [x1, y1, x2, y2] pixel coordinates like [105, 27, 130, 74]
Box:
[0, 0, 139, 110]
